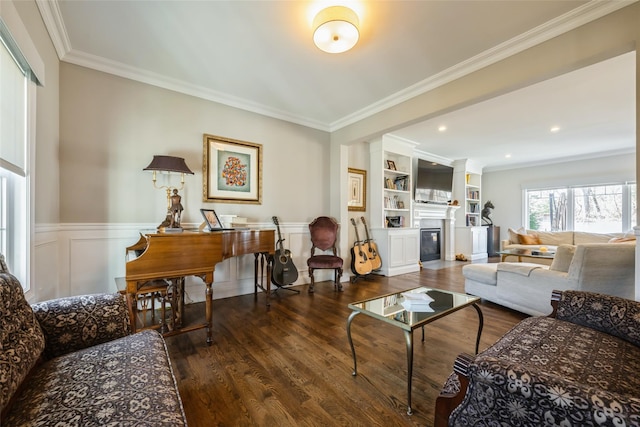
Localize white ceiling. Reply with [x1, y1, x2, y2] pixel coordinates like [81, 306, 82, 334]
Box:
[39, 0, 636, 169]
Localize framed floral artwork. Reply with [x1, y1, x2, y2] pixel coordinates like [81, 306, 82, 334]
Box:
[203, 134, 262, 204]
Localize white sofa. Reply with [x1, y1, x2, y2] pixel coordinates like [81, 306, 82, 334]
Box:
[463, 243, 636, 316]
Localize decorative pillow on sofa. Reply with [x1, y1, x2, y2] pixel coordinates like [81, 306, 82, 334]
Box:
[549, 244, 576, 272]
[517, 233, 542, 245]
[608, 236, 636, 244]
[507, 227, 525, 244]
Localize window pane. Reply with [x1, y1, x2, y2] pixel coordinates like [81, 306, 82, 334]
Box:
[0, 37, 28, 286]
[630, 183, 637, 230]
[526, 189, 568, 231]
[574, 185, 623, 233]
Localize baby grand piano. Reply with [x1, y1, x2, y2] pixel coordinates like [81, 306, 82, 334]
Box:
[125, 229, 275, 344]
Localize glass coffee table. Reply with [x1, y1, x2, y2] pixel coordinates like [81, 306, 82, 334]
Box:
[347, 287, 482, 415]
[498, 248, 556, 262]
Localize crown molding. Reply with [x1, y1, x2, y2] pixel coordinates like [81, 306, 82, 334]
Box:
[329, 0, 637, 132]
[35, 0, 70, 60]
[37, 0, 635, 133]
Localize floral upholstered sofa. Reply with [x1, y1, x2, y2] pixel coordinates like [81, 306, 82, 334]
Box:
[435, 290, 640, 426]
[0, 255, 188, 426]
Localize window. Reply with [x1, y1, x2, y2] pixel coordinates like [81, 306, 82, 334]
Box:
[526, 183, 637, 233]
[0, 19, 36, 289]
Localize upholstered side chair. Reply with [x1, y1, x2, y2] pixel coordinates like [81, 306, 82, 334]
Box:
[306, 216, 343, 293]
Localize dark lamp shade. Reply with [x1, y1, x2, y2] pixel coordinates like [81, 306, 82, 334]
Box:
[143, 155, 194, 174]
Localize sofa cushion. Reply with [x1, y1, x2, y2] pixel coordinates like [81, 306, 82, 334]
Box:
[4, 329, 187, 426]
[0, 254, 9, 273]
[497, 262, 545, 277]
[557, 290, 640, 348]
[32, 293, 131, 360]
[531, 230, 574, 245]
[462, 263, 497, 285]
[0, 273, 46, 414]
[450, 316, 640, 426]
[549, 244, 576, 272]
[574, 231, 624, 245]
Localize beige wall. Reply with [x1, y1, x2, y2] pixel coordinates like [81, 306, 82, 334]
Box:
[59, 63, 331, 224]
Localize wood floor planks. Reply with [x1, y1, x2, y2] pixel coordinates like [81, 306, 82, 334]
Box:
[165, 263, 528, 426]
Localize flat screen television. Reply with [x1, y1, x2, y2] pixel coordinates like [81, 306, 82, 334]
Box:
[414, 159, 454, 204]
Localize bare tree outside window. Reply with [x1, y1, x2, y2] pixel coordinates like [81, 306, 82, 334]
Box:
[526, 183, 635, 233]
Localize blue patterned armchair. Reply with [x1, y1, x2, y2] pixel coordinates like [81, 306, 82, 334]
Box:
[435, 290, 640, 426]
[0, 255, 188, 426]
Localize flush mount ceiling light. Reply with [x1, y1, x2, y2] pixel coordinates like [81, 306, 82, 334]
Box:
[313, 5, 360, 53]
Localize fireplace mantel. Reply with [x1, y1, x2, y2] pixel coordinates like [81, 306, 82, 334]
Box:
[413, 203, 459, 261]
[412, 203, 459, 221]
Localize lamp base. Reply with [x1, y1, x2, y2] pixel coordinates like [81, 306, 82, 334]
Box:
[160, 227, 183, 233]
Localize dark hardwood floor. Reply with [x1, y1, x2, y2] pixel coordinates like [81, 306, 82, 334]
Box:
[165, 262, 528, 426]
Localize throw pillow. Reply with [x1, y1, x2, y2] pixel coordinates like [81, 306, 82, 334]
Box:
[549, 244, 576, 272]
[608, 236, 636, 244]
[517, 233, 541, 245]
[508, 227, 525, 244]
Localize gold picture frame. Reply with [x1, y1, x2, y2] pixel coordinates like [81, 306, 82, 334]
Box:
[348, 168, 366, 212]
[203, 134, 262, 204]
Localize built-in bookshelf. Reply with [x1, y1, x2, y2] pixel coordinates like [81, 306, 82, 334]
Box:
[369, 137, 420, 277]
[465, 173, 481, 226]
[382, 155, 411, 228]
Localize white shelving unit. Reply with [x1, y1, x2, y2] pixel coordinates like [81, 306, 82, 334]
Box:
[465, 173, 481, 227]
[382, 157, 411, 228]
[453, 159, 487, 261]
[369, 137, 420, 276]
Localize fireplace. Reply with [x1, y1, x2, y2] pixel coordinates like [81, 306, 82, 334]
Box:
[420, 228, 441, 262]
[413, 204, 459, 261]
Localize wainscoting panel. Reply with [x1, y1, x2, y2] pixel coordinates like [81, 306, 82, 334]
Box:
[34, 222, 349, 304]
[33, 230, 60, 303]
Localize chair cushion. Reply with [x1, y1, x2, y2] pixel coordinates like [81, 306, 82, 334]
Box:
[4, 329, 187, 426]
[307, 255, 343, 269]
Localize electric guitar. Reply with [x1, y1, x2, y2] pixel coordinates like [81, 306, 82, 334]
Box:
[271, 216, 299, 287]
[360, 216, 382, 271]
[350, 218, 373, 276]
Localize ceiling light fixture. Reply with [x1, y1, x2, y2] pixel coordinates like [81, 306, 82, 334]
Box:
[550, 126, 560, 133]
[312, 6, 359, 54]
[438, 125, 447, 132]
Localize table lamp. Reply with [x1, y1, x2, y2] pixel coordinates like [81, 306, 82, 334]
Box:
[143, 155, 194, 231]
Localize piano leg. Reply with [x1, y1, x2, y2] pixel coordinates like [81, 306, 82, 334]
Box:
[253, 252, 272, 307]
[204, 273, 214, 346]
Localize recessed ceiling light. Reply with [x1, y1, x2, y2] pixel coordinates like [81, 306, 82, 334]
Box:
[505, 154, 512, 158]
[438, 125, 447, 132]
[550, 126, 560, 133]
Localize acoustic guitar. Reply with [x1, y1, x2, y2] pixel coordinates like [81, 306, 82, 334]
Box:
[271, 216, 299, 287]
[350, 218, 373, 277]
[360, 216, 382, 271]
